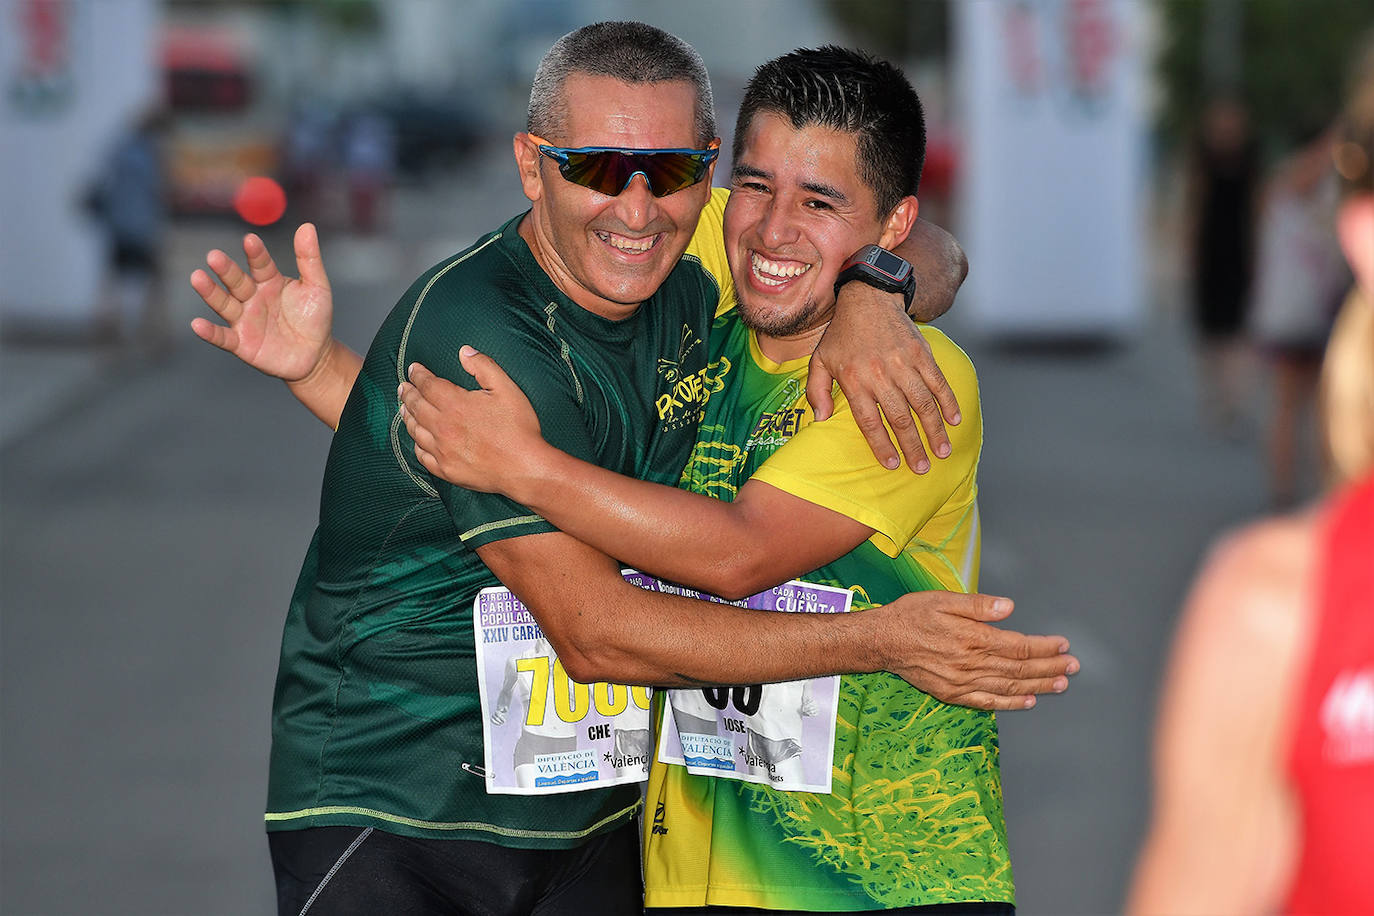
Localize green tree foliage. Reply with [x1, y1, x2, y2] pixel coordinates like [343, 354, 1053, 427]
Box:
[822, 0, 950, 62]
[1157, 0, 1373, 152]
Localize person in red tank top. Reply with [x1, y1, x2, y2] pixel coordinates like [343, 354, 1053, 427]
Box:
[1285, 472, 1374, 913]
[1128, 47, 1374, 915]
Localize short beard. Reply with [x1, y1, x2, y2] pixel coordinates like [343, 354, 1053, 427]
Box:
[736, 293, 830, 340]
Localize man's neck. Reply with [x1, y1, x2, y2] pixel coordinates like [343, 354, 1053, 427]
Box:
[517, 213, 643, 322]
[754, 323, 828, 364]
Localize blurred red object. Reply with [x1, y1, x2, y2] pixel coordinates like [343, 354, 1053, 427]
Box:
[922, 133, 957, 200]
[233, 176, 286, 226]
[161, 27, 250, 111]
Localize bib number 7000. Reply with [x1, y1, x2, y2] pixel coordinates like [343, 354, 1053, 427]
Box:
[514, 656, 653, 726]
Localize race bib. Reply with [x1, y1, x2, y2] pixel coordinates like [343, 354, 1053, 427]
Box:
[653, 579, 852, 794]
[473, 582, 653, 795]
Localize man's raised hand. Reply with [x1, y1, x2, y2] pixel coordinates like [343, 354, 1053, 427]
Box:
[189, 222, 334, 382]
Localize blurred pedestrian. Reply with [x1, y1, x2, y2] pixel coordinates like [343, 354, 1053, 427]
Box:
[281, 99, 334, 223]
[84, 106, 169, 345]
[1127, 52, 1374, 915]
[1249, 123, 1352, 508]
[1185, 95, 1260, 436]
[342, 108, 394, 233]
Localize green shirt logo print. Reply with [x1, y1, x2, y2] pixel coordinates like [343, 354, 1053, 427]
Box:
[655, 324, 723, 432]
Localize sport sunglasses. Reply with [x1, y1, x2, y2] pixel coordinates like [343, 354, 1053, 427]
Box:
[528, 134, 720, 197]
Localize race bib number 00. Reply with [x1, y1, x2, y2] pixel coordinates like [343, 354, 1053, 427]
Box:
[473, 581, 653, 795]
[652, 578, 852, 794]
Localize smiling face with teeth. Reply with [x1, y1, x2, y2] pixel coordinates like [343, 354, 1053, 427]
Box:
[514, 73, 716, 322]
[723, 112, 917, 361]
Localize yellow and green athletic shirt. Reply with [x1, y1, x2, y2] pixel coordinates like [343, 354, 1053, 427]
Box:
[265, 200, 731, 847]
[643, 308, 1013, 910]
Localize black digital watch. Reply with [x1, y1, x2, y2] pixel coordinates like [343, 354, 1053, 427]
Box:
[833, 244, 916, 309]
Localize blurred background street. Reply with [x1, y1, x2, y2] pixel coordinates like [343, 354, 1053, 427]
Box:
[3, 1, 1371, 913]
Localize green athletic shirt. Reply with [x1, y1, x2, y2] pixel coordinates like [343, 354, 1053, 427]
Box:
[642, 310, 1014, 910]
[265, 204, 729, 846]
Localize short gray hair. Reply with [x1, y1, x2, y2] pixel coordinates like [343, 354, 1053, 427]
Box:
[527, 21, 716, 146]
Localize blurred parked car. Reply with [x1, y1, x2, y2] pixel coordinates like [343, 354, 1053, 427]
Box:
[362, 92, 487, 178]
[162, 26, 281, 216]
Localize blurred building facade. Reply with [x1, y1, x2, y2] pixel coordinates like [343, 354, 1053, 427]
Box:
[1, 0, 160, 332]
[954, 0, 1150, 340]
[0, 0, 839, 335]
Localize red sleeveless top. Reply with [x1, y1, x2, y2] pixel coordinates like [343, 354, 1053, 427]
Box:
[1285, 472, 1374, 914]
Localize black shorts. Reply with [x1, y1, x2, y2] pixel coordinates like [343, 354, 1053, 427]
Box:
[650, 904, 1013, 915]
[269, 819, 642, 916]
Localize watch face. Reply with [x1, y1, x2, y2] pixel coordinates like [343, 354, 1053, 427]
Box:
[867, 247, 911, 281]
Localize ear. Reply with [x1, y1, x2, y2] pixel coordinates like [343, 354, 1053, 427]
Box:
[514, 132, 544, 203]
[1337, 195, 1374, 295]
[877, 196, 920, 250]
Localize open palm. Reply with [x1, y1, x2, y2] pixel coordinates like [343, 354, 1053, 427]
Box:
[190, 223, 335, 382]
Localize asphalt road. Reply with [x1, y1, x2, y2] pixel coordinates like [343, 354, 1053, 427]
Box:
[1, 160, 1288, 914]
